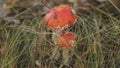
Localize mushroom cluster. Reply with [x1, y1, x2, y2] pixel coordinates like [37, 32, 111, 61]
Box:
[44, 5, 77, 48]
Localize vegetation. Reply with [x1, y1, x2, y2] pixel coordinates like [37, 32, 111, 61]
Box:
[0, 0, 120, 68]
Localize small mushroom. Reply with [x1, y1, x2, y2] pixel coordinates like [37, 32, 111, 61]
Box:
[56, 32, 75, 48]
[44, 5, 76, 30]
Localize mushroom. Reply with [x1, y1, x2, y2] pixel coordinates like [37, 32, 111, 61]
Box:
[43, 5, 76, 66]
[44, 5, 76, 31]
[56, 32, 75, 48]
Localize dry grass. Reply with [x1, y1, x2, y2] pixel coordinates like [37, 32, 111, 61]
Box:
[0, 0, 120, 68]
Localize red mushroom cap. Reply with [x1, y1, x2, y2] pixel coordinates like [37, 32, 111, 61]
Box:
[56, 32, 75, 48]
[44, 5, 76, 30]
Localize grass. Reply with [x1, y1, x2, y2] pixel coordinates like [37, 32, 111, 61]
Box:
[0, 0, 120, 68]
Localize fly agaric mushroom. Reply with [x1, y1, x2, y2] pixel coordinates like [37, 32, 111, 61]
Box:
[56, 32, 75, 48]
[44, 5, 76, 30]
